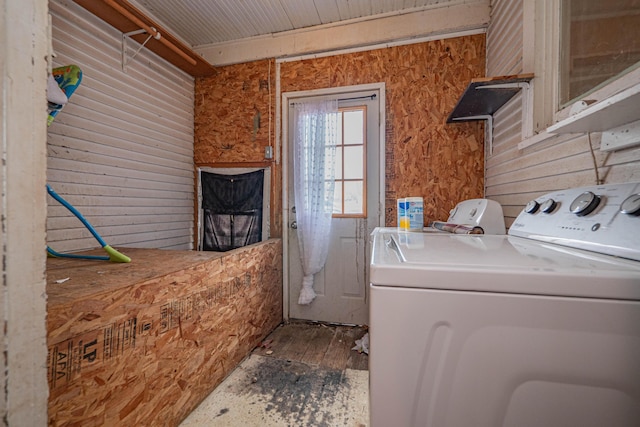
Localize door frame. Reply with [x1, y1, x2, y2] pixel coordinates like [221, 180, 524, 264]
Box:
[281, 82, 386, 322]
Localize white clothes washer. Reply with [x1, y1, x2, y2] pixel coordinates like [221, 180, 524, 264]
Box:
[369, 182, 640, 427]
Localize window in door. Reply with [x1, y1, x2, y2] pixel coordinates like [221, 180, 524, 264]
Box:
[330, 106, 367, 218]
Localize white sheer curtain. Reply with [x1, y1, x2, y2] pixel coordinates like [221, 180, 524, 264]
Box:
[292, 99, 339, 305]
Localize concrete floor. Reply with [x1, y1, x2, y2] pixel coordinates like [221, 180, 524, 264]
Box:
[180, 322, 369, 427]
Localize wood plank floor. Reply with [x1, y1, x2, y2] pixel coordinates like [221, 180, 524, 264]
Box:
[252, 320, 369, 371]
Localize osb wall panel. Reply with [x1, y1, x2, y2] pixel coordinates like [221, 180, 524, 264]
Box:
[195, 59, 274, 163]
[281, 35, 486, 225]
[195, 60, 282, 236]
[47, 241, 282, 427]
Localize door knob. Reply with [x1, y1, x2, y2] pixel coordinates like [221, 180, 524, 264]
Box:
[290, 221, 297, 229]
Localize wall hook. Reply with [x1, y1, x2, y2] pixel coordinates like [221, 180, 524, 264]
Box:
[122, 28, 161, 72]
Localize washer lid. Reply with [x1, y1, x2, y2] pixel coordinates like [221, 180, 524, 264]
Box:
[370, 229, 640, 300]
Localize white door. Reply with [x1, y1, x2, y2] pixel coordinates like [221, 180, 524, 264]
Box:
[286, 89, 382, 325]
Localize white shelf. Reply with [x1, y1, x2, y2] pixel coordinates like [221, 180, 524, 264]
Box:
[548, 83, 640, 133]
[447, 74, 534, 123]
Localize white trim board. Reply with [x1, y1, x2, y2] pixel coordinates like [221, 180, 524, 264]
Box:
[276, 28, 485, 65]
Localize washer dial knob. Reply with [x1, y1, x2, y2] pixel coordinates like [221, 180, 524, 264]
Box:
[540, 199, 557, 213]
[620, 194, 640, 215]
[570, 191, 600, 216]
[524, 200, 540, 214]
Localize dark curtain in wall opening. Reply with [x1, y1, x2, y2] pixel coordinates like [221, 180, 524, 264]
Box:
[201, 170, 264, 252]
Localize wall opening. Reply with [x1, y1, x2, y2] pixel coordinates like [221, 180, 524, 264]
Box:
[197, 167, 270, 251]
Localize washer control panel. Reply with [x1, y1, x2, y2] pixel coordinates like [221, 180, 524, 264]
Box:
[509, 182, 640, 261]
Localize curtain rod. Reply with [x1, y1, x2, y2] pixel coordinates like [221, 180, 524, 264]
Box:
[339, 94, 377, 102]
[290, 93, 376, 106]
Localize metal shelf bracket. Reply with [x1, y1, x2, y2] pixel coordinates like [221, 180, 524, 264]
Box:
[451, 114, 494, 155]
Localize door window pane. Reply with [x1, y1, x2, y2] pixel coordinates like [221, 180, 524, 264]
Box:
[333, 148, 343, 180]
[333, 182, 343, 214]
[343, 110, 364, 145]
[344, 181, 364, 214]
[343, 145, 363, 179]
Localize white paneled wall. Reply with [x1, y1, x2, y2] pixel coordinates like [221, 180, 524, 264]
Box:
[485, 0, 528, 223]
[47, 0, 195, 252]
[486, 0, 522, 77]
[486, 0, 640, 226]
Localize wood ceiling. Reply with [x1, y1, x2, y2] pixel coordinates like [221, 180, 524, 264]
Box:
[128, 0, 466, 47]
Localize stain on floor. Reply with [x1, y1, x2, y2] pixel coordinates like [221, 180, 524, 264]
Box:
[180, 322, 369, 427]
[179, 354, 369, 427]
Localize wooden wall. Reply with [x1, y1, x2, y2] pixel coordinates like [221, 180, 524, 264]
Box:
[47, 240, 282, 426]
[48, 0, 195, 252]
[486, 0, 640, 227]
[281, 35, 486, 225]
[195, 35, 486, 229]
